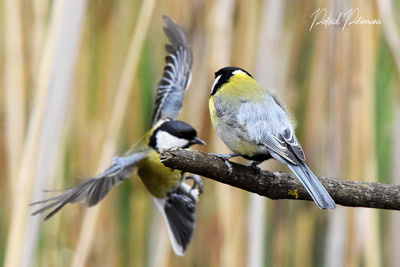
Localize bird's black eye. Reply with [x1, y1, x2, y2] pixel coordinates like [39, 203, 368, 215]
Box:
[149, 129, 158, 149]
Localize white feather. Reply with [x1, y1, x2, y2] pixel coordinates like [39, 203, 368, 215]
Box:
[156, 130, 189, 151]
[180, 181, 199, 201]
[232, 69, 247, 76]
[211, 74, 222, 94]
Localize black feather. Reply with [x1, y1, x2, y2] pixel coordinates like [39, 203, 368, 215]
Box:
[164, 186, 197, 253]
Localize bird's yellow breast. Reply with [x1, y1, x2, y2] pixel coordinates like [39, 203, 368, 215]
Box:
[227, 75, 263, 99]
[208, 72, 265, 157]
[136, 150, 182, 198]
[209, 96, 218, 128]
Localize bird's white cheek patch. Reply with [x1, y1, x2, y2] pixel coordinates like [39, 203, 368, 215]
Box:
[156, 131, 189, 151]
[211, 75, 222, 94]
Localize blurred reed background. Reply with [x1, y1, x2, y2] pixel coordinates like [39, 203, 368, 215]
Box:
[1, 0, 399, 266]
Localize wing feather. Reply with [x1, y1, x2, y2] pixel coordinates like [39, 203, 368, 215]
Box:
[31, 152, 148, 220]
[249, 98, 305, 164]
[216, 93, 305, 165]
[282, 128, 305, 161]
[152, 16, 193, 124]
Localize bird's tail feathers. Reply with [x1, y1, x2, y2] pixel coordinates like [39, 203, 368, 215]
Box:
[153, 183, 198, 256]
[288, 163, 336, 209]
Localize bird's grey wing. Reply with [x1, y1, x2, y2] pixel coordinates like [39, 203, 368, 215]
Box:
[262, 128, 306, 164]
[31, 151, 148, 220]
[280, 127, 305, 161]
[238, 97, 306, 165]
[151, 16, 193, 125]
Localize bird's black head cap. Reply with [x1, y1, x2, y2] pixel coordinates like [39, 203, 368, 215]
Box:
[210, 66, 253, 96]
[149, 120, 199, 149]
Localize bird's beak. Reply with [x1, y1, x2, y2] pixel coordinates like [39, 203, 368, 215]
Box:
[192, 136, 206, 145]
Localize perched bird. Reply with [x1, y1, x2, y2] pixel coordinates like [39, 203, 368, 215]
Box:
[208, 66, 335, 209]
[31, 16, 204, 255]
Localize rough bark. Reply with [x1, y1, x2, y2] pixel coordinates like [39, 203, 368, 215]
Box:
[160, 148, 400, 210]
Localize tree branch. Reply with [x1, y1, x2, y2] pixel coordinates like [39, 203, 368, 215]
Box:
[160, 148, 400, 210]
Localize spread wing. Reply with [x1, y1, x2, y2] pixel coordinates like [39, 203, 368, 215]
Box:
[151, 16, 193, 125]
[31, 151, 148, 220]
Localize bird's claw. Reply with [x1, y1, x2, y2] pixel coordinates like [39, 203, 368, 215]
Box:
[249, 161, 261, 174]
[185, 174, 204, 194]
[209, 153, 239, 176]
[223, 160, 233, 176]
[249, 161, 262, 182]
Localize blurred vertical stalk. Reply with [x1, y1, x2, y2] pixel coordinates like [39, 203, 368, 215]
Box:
[324, 1, 347, 266]
[234, 0, 258, 69]
[22, 1, 88, 266]
[206, 0, 242, 266]
[31, 0, 48, 73]
[4, 0, 25, 196]
[248, 1, 285, 267]
[348, 2, 380, 267]
[390, 106, 400, 267]
[149, 215, 169, 267]
[4, 0, 87, 266]
[247, 195, 266, 267]
[378, 0, 400, 76]
[71, 0, 156, 266]
[254, 0, 286, 87]
[379, 1, 400, 267]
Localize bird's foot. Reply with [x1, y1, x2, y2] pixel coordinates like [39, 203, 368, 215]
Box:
[249, 161, 262, 181]
[209, 153, 241, 176]
[249, 161, 261, 174]
[185, 174, 204, 194]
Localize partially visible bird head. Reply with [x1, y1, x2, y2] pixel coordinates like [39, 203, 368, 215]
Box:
[210, 66, 253, 96]
[150, 119, 205, 152]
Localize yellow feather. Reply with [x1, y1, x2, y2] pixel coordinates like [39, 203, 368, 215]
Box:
[124, 120, 183, 198]
[137, 150, 182, 198]
[209, 95, 218, 128]
[209, 71, 264, 158]
[217, 73, 264, 102]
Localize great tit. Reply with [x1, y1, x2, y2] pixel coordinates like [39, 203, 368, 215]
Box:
[208, 66, 335, 209]
[31, 16, 205, 255]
